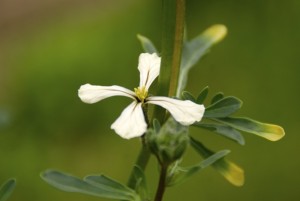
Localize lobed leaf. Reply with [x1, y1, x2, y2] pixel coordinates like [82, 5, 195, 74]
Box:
[137, 34, 158, 54]
[84, 175, 134, 195]
[215, 117, 285, 141]
[167, 149, 230, 186]
[214, 159, 245, 187]
[41, 170, 138, 201]
[132, 166, 149, 201]
[181, 91, 196, 102]
[193, 123, 245, 145]
[204, 96, 242, 118]
[0, 179, 16, 201]
[190, 138, 244, 186]
[196, 86, 209, 104]
[176, 25, 227, 96]
[152, 119, 161, 134]
[211, 92, 224, 104]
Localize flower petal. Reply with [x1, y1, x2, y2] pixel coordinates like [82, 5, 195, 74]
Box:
[147, 96, 205, 125]
[78, 84, 136, 104]
[138, 53, 161, 90]
[111, 102, 147, 139]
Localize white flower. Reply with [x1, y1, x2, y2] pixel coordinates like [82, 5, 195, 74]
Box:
[78, 53, 205, 139]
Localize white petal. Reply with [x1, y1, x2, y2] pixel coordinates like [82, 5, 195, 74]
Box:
[147, 96, 205, 125]
[111, 102, 147, 139]
[138, 53, 161, 90]
[78, 84, 136, 104]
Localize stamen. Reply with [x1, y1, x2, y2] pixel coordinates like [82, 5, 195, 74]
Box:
[134, 86, 148, 102]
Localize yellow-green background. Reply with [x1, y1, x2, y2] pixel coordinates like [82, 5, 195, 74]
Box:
[0, 0, 299, 200]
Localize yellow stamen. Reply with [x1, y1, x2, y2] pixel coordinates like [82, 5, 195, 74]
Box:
[134, 86, 148, 102]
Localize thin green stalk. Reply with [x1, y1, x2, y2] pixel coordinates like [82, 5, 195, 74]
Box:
[126, 142, 151, 189]
[154, 164, 168, 201]
[153, 0, 185, 123]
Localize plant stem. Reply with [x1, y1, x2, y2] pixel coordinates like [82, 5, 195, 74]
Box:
[154, 164, 168, 201]
[127, 143, 151, 189]
[153, 0, 185, 123]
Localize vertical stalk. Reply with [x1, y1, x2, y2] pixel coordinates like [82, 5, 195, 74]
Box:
[154, 164, 168, 201]
[153, 0, 185, 123]
[126, 141, 151, 189]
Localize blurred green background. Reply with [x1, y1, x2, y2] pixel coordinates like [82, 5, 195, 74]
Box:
[0, 0, 299, 200]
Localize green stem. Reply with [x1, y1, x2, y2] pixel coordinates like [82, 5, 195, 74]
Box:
[127, 142, 151, 189]
[153, 0, 185, 123]
[154, 164, 168, 201]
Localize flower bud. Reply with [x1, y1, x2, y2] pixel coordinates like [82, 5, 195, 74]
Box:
[146, 118, 189, 164]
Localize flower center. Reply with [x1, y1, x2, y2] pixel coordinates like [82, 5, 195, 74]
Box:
[134, 86, 148, 102]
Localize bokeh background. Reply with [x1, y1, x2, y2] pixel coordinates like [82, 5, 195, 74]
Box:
[0, 0, 299, 200]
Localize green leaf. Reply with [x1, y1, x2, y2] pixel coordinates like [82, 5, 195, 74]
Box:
[196, 86, 209, 104]
[84, 175, 134, 195]
[211, 92, 224, 104]
[152, 119, 161, 134]
[176, 24, 227, 96]
[181, 91, 196, 102]
[167, 149, 230, 186]
[0, 179, 16, 201]
[132, 166, 149, 201]
[41, 170, 138, 201]
[214, 159, 244, 187]
[190, 138, 244, 186]
[204, 96, 243, 118]
[214, 117, 285, 141]
[137, 34, 158, 54]
[193, 123, 245, 145]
